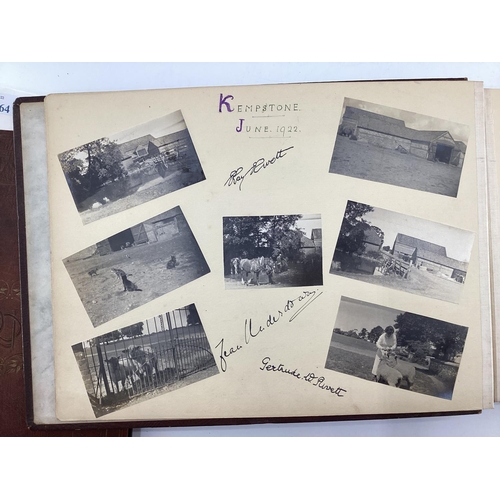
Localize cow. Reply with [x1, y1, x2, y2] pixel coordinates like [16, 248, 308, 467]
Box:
[105, 355, 143, 393]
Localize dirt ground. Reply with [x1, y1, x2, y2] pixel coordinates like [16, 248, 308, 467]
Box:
[330, 135, 463, 197]
[325, 333, 455, 399]
[65, 232, 210, 326]
[224, 264, 322, 289]
[92, 364, 220, 418]
[330, 265, 464, 304]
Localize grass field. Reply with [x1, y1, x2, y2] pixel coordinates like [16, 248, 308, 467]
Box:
[329, 135, 462, 197]
[325, 333, 455, 399]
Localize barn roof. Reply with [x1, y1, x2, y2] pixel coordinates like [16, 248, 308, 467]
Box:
[311, 228, 322, 241]
[117, 134, 155, 157]
[417, 249, 469, 272]
[395, 233, 447, 256]
[300, 235, 315, 248]
[344, 107, 456, 145]
[363, 226, 383, 246]
[151, 129, 190, 148]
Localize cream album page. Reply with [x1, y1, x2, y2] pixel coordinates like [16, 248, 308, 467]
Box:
[43, 80, 484, 422]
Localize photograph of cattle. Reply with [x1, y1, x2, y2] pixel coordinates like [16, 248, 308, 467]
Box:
[72, 304, 219, 417]
[325, 297, 468, 399]
[64, 206, 210, 326]
[330, 201, 474, 303]
[329, 98, 468, 197]
[58, 110, 206, 224]
[223, 214, 323, 289]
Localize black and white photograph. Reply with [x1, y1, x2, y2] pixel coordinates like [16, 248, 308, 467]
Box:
[58, 110, 206, 224]
[330, 201, 474, 303]
[325, 297, 469, 399]
[64, 206, 210, 326]
[72, 304, 219, 417]
[329, 98, 468, 197]
[223, 214, 322, 289]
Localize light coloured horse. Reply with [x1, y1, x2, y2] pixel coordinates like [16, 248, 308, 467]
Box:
[240, 257, 275, 286]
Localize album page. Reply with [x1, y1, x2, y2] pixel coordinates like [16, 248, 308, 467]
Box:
[485, 88, 500, 402]
[43, 80, 485, 422]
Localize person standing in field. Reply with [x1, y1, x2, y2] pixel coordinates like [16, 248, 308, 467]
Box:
[372, 326, 398, 379]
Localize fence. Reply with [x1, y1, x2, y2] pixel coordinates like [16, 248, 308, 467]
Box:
[376, 252, 411, 279]
[73, 306, 217, 405]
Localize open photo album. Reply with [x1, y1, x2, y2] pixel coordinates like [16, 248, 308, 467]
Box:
[13, 79, 497, 428]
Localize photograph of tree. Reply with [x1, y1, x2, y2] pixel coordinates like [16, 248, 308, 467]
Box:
[330, 200, 474, 303]
[325, 297, 468, 399]
[223, 214, 322, 289]
[58, 110, 205, 224]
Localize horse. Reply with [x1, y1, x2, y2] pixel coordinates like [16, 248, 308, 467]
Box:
[240, 257, 275, 286]
[230, 257, 240, 275]
[240, 257, 264, 286]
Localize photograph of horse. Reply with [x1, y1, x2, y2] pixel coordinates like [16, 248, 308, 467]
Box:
[223, 214, 323, 289]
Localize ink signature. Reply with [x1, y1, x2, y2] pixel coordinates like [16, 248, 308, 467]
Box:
[224, 146, 294, 191]
[215, 289, 323, 372]
[260, 356, 347, 397]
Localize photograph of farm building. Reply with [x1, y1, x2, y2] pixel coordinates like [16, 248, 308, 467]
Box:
[325, 297, 468, 399]
[64, 206, 210, 326]
[329, 98, 468, 197]
[58, 110, 206, 224]
[330, 201, 474, 303]
[72, 304, 219, 417]
[223, 214, 322, 289]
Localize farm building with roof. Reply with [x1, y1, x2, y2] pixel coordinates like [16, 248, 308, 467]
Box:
[392, 233, 468, 282]
[362, 226, 383, 253]
[96, 206, 184, 254]
[116, 129, 193, 173]
[339, 106, 466, 168]
[311, 228, 322, 250]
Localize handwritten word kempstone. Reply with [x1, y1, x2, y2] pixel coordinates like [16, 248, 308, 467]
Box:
[224, 146, 294, 191]
[260, 357, 347, 397]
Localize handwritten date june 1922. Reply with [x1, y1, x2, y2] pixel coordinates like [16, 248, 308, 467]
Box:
[224, 146, 294, 191]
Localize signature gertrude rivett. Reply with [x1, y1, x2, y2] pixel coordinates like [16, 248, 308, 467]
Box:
[224, 146, 294, 191]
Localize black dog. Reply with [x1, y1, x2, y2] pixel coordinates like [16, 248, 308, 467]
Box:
[111, 268, 142, 292]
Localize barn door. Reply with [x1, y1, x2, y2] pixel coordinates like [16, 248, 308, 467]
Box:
[131, 223, 148, 244]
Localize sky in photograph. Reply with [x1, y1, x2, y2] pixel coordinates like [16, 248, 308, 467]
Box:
[357, 204, 475, 262]
[71, 110, 188, 164]
[334, 297, 402, 333]
[109, 110, 187, 144]
[296, 214, 321, 239]
[343, 97, 469, 144]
